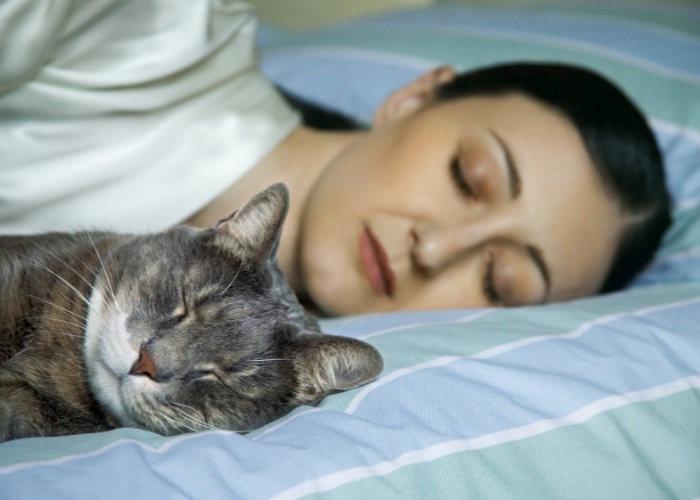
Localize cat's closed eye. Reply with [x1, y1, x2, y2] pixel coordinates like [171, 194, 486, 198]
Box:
[191, 369, 218, 382]
[172, 304, 188, 322]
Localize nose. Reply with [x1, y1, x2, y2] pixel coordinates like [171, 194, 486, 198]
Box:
[129, 348, 158, 380]
[411, 217, 510, 275]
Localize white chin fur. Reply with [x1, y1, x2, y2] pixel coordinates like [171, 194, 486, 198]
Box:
[84, 286, 141, 427]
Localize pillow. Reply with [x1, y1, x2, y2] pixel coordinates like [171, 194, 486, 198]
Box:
[258, 1, 700, 286]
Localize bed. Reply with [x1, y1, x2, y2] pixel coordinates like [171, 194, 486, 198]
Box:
[1, 1, 699, 498]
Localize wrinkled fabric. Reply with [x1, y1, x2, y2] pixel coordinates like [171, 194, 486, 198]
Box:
[0, 0, 300, 234]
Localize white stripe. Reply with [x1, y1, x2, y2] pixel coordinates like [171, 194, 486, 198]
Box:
[346, 355, 461, 414]
[265, 46, 438, 71]
[345, 294, 700, 413]
[253, 407, 326, 440]
[273, 376, 700, 500]
[358, 309, 493, 340]
[651, 118, 700, 145]
[471, 294, 700, 360]
[676, 199, 700, 211]
[654, 250, 700, 263]
[0, 428, 231, 475]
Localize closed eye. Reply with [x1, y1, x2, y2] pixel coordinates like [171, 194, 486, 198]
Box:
[189, 367, 219, 382]
[450, 156, 476, 199]
[172, 306, 187, 323]
[483, 253, 502, 305]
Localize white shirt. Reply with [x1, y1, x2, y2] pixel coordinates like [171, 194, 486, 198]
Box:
[0, 0, 300, 234]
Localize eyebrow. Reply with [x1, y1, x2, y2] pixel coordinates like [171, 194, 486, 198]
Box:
[526, 244, 551, 302]
[489, 129, 521, 199]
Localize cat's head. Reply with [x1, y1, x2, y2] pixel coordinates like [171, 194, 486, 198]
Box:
[84, 184, 382, 435]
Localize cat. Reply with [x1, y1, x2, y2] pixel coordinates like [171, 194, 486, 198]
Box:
[0, 183, 383, 442]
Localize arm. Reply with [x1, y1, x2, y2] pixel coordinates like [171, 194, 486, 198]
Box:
[0, 0, 72, 94]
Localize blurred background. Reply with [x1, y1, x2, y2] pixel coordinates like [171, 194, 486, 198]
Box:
[249, 0, 700, 30]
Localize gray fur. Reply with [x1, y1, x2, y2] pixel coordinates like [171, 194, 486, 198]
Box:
[0, 184, 383, 441]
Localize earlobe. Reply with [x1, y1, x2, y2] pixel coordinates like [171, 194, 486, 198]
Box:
[372, 65, 456, 128]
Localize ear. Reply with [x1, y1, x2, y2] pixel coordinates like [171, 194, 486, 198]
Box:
[372, 65, 456, 128]
[294, 334, 383, 404]
[214, 183, 289, 260]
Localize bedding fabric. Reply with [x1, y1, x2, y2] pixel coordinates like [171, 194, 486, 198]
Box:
[1, 2, 700, 498]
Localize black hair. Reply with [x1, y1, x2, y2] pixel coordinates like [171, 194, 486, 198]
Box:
[434, 63, 671, 292]
[276, 86, 361, 131]
[279, 63, 672, 292]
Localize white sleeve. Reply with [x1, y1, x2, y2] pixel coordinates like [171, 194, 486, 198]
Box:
[0, 0, 72, 94]
[0, 0, 300, 235]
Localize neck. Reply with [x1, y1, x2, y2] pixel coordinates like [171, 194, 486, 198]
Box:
[185, 125, 364, 292]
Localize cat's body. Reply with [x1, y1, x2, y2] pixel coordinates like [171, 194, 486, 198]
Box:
[0, 184, 382, 442]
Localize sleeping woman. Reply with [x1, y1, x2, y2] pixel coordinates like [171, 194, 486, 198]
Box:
[0, 0, 670, 316]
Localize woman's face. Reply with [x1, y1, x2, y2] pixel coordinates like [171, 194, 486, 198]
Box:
[297, 94, 623, 316]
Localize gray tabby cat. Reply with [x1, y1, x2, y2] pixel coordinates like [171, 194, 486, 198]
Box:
[0, 184, 382, 442]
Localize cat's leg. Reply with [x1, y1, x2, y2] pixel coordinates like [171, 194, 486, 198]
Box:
[0, 379, 49, 442]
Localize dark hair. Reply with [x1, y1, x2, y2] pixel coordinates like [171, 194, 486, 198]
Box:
[280, 63, 672, 293]
[434, 63, 671, 292]
[277, 85, 361, 131]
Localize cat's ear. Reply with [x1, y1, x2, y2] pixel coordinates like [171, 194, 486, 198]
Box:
[214, 183, 289, 259]
[293, 335, 383, 404]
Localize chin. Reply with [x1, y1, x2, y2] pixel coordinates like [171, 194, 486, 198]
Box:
[304, 276, 362, 317]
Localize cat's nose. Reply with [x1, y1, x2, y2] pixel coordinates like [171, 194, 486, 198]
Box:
[129, 348, 158, 380]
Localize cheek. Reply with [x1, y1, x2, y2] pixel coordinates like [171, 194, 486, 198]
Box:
[403, 268, 491, 311]
[297, 207, 364, 315]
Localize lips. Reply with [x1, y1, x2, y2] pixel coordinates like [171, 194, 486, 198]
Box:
[359, 227, 396, 297]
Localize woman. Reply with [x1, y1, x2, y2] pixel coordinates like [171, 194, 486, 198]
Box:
[0, 0, 670, 316]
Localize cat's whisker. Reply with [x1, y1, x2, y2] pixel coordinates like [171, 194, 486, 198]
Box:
[85, 232, 118, 304]
[169, 404, 221, 432]
[159, 410, 197, 434]
[89, 278, 121, 322]
[35, 317, 84, 337]
[25, 292, 110, 343]
[57, 281, 118, 334]
[25, 293, 89, 324]
[23, 313, 84, 333]
[18, 245, 98, 309]
[15, 253, 93, 309]
[169, 404, 207, 430]
[173, 403, 225, 432]
[153, 415, 173, 436]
